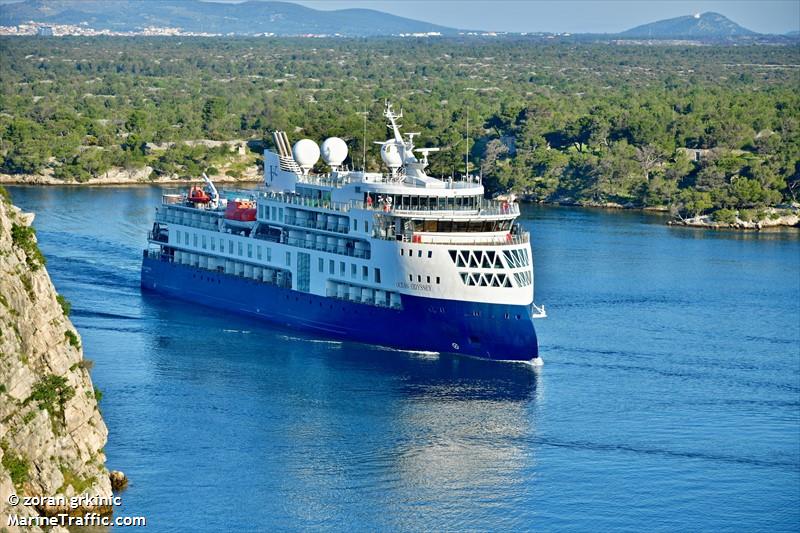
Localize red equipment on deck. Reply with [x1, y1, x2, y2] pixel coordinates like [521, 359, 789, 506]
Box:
[188, 186, 211, 204]
[225, 199, 257, 222]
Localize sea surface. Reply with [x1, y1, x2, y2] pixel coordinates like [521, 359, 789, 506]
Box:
[7, 185, 800, 532]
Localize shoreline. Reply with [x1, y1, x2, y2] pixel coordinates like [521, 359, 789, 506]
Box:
[4, 176, 798, 230]
[0, 173, 264, 187]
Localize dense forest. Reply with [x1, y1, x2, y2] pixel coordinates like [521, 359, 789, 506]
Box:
[0, 36, 798, 220]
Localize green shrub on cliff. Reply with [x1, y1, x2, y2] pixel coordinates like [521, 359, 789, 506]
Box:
[10, 223, 45, 271]
[26, 374, 76, 422]
[64, 330, 80, 349]
[56, 294, 72, 316]
[1, 443, 30, 489]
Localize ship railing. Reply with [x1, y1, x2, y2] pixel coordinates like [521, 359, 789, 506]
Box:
[285, 237, 371, 259]
[364, 201, 519, 217]
[299, 173, 357, 187]
[389, 231, 530, 246]
[155, 208, 220, 231]
[283, 215, 350, 234]
[259, 191, 364, 213]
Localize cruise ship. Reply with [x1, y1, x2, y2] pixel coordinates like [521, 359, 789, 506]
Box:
[141, 103, 545, 362]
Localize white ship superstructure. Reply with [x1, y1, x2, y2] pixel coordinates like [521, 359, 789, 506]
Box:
[142, 103, 544, 361]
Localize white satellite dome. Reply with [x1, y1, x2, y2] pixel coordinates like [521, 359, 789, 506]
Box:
[292, 139, 320, 174]
[321, 137, 348, 168]
[380, 140, 403, 170]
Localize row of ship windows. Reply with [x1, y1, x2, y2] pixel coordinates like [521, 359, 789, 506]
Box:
[259, 205, 284, 222]
[401, 249, 433, 259]
[175, 230, 381, 284]
[513, 271, 533, 287]
[447, 249, 531, 270]
[176, 229, 289, 265]
[460, 272, 513, 288]
[458, 271, 531, 288]
[409, 274, 442, 285]
[318, 258, 382, 284]
[260, 203, 370, 234]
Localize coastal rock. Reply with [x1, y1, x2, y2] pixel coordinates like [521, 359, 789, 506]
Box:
[109, 470, 128, 491]
[670, 208, 800, 230]
[0, 190, 112, 531]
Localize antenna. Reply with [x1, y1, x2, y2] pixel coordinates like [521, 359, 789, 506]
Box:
[465, 111, 470, 180]
[357, 106, 368, 171]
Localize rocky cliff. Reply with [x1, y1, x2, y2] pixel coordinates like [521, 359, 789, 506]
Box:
[0, 188, 112, 531]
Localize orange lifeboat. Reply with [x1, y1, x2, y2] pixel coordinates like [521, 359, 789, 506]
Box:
[225, 199, 257, 222]
[188, 186, 211, 204]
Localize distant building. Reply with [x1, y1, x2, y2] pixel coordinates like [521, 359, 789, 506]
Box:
[677, 147, 712, 162]
[37, 26, 54, 36]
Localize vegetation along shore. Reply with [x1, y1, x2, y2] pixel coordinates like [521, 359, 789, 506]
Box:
[0, 37, 797, 228]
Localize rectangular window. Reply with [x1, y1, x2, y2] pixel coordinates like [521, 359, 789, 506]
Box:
[238, 242, 243, 256]
[286, 252, 291, 267]
[363, 220, 368, 233]
[418, 250, 422, 258]
[257, 246, 262, 260]
[351, 264, 357, 279]
[428, 251, 432, 258]
[202, 235, 207, 249]
[318, 258, 324, 272]
[278, 208, 284, 222]
[339, 261, 345, 276]
[374, 268, 381, 283]
[185, 233, 189, 245]
[175, 230, 180, 243]
[362, 266, 368, 281]
[329, 259, 335, 275]
[271, 206, 276, 220]
[353, 219, 358, 231]
[267, 247, 272, 262]
[409, 274, 413, 282]
[427, 276, 431, 283]
[436, 276, 441, 284]
[210, 237, 215, 251]
[193, 234, 198, 247]
[247, 244, 253, 258]
[401, 249, 404, 256]
[220, 238, 224, 252]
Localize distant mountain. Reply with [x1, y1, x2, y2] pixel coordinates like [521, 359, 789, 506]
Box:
[620, 12, 758, 39]
[0, 0, 457, 36]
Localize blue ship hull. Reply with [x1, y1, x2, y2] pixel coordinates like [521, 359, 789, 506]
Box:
[140, 255, 539, 362]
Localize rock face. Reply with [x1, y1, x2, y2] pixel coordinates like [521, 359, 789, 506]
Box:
[0, 190, 112, 532]
[669, 207, 800, 230]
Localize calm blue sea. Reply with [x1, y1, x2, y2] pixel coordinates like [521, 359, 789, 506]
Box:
[7, 185, 800, 532]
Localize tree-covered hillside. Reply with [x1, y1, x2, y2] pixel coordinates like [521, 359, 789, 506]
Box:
[0, 37, 798, 219]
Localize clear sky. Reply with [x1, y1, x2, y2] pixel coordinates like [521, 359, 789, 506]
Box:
[289, 0, 800, 34]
